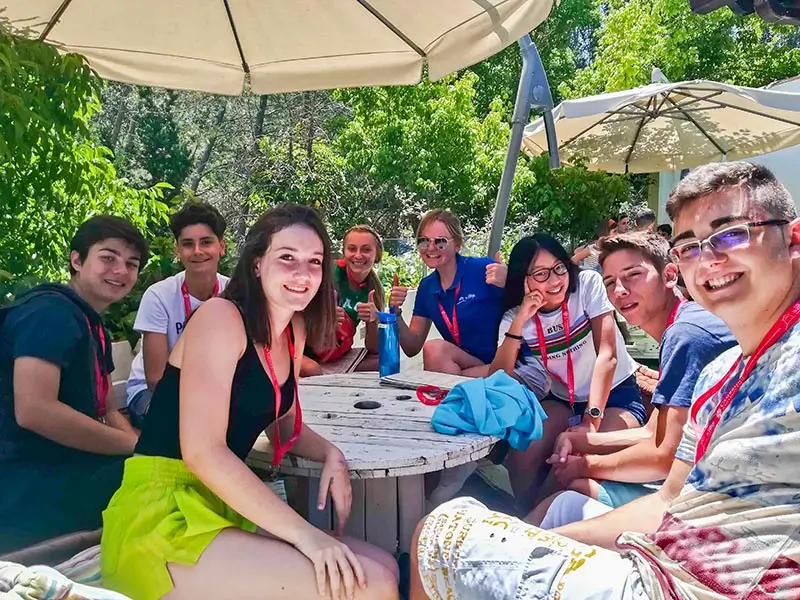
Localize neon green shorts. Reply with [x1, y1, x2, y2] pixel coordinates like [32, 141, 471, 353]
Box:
[100, 456, 256, 600]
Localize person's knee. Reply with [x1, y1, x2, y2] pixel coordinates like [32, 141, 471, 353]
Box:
[567, 478, 593, 496]
[360, 557, 400, 599]
[422, 339, 447, 367]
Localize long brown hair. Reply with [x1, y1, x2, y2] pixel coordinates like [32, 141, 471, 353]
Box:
[342, 225, 385, 312]
[222, 204, 336, 349]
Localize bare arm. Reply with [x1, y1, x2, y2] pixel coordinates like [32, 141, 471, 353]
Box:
[177, 300, 313, 545]
[571, 246, 591, 265]
[489, 313, 526, 376]
[104, 374, 138, 436]
[584, 406, 688, 483]
[560, 416, 655, 455]
[142, 332, 169, 390]
[13, 357, 137, 455]
[397, 312, 431, 357]
[363, 320, 378, 354]
[586, 311, 618, 427]
[553, 457, 692, 550]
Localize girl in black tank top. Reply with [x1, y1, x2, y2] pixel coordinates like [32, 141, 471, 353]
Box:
[100, 204, 398, 600]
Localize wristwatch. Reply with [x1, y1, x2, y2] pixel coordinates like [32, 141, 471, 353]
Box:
[586, 406, 603, 419]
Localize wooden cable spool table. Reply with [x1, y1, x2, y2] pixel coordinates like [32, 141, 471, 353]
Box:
[247, 372, 497, 554]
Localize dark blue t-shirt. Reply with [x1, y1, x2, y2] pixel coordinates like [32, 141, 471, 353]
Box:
[653, 301, 737, 408]
[0, 285, 114, 465]
[412, 254, 505, 364]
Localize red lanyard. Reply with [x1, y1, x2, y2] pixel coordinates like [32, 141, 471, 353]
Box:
[534, 301, 575, 406]
[690, 299, 800, 463]
[181, 279, 220, 321]
[262, 327, 303, 467]
[437, 283, 461, 346]
[664, 298, 687, 338]
[85, 318, 109, 418]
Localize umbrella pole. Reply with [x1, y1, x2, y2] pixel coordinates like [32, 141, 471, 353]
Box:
[487, 35, 558, 257]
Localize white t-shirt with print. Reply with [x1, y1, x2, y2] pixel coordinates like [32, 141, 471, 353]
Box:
[617, 319, 800, 600]
[497, 269, 636, 403]
[125, 271, 229, 405]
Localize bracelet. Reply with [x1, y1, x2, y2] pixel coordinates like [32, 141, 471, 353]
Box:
[504, 332, 523, 341]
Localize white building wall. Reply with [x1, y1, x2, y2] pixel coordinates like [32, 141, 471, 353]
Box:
[657, 77, 800, 222]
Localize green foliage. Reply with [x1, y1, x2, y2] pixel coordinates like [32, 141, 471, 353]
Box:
[517, 155, 633, 248]
[563, 0, 800, 97]
[0, 31, 168, 281]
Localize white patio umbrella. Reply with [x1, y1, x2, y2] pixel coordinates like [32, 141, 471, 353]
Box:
[2, 0, 553, 95]
[521, 78, 800, 173]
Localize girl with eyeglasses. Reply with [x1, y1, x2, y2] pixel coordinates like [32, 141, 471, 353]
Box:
[301, 225, 385, 375]
[388, 209, 507, 376]
[490, 233, 644, 511]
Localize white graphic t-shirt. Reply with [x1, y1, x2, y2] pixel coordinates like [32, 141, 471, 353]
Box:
[498, 269, 636, 403]
[125, 271, 229, 405]
[618, 321, 800, 599]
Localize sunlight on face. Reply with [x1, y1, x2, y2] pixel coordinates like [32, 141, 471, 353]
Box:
[343, 231, 378, 278]
[257, 224, 325, 313]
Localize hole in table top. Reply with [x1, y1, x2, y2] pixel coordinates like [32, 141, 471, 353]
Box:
[351, 392, 363, 397]
[320, 413, 338, 419]
[405, 406, 418, 412]
[354, 400, 381, 410]
[395, 394, 412, 400]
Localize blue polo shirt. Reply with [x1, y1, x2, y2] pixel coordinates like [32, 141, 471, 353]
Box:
[413, 254, 505, 364]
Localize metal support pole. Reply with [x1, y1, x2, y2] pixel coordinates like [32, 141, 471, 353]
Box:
[487, 35, 559, 257]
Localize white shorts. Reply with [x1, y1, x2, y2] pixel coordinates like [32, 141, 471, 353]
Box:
[416, 497, 646, 600]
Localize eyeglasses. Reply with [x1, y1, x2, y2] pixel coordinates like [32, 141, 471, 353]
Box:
[669, 219, 789, 264]
[417, 237, 452, 251]
[527, 263, 569, 283]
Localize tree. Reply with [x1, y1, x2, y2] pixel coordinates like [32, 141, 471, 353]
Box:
[564, 0, 800, 97]
[0, 31, 167, 281]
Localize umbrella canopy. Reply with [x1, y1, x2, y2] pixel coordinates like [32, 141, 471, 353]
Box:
[521, 79, 800, 173]
[2, 0, 553, 95]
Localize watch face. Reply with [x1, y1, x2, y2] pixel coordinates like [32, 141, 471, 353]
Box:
[588, 407, 602, 418]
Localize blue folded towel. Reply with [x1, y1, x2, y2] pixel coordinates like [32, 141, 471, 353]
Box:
[431, 371, 548, 451]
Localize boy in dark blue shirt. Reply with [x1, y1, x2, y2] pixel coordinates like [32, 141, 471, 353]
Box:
[0, 215, 147, 552]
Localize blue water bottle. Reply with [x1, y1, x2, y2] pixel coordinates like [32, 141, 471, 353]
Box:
[377, 311, 400, 377]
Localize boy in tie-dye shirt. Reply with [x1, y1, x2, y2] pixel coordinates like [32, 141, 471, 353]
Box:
[409, 161, 800, 600]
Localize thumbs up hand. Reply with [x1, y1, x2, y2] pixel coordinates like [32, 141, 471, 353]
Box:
[486, 251, 508, 288]
[356, 289, 378, 323]
[389, 274, 408, 311]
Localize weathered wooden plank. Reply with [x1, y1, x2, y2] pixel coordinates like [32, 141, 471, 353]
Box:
[364, 478, 398, 555]
[397, 474, 426, 552]
[307, 477, 332, 530]
[343, 479, 366, 540]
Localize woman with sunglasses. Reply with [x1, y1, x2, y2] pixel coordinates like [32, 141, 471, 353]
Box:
[100, 205, 399, 600]
[389, 209, 507, 376]
[490, 233, 644, 511]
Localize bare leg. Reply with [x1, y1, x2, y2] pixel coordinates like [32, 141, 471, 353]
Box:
[567, 478, 602, 499]
[504, 400, 571, 513]
[166, 528, 398, 600]
[421, 339, 484, 376]
[599, 407, 641, 432]
[525, 490, 565, 526]
[409, 521, 429, 600]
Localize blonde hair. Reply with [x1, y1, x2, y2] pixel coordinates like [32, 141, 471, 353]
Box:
[416, 209, 464, 249]
[343, 225, 385, 311]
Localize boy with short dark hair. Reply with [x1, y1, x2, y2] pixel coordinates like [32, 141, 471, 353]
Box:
[0, 215, 147, 552]
[633, 208, 656, 232]
[126, 202, 229, 426]
[411, 161, 800, 600]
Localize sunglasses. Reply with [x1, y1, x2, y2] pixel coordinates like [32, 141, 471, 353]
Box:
[417, 237, 452, 251]
[669, 219, 788, 264]
[527, 262, 569, 283]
